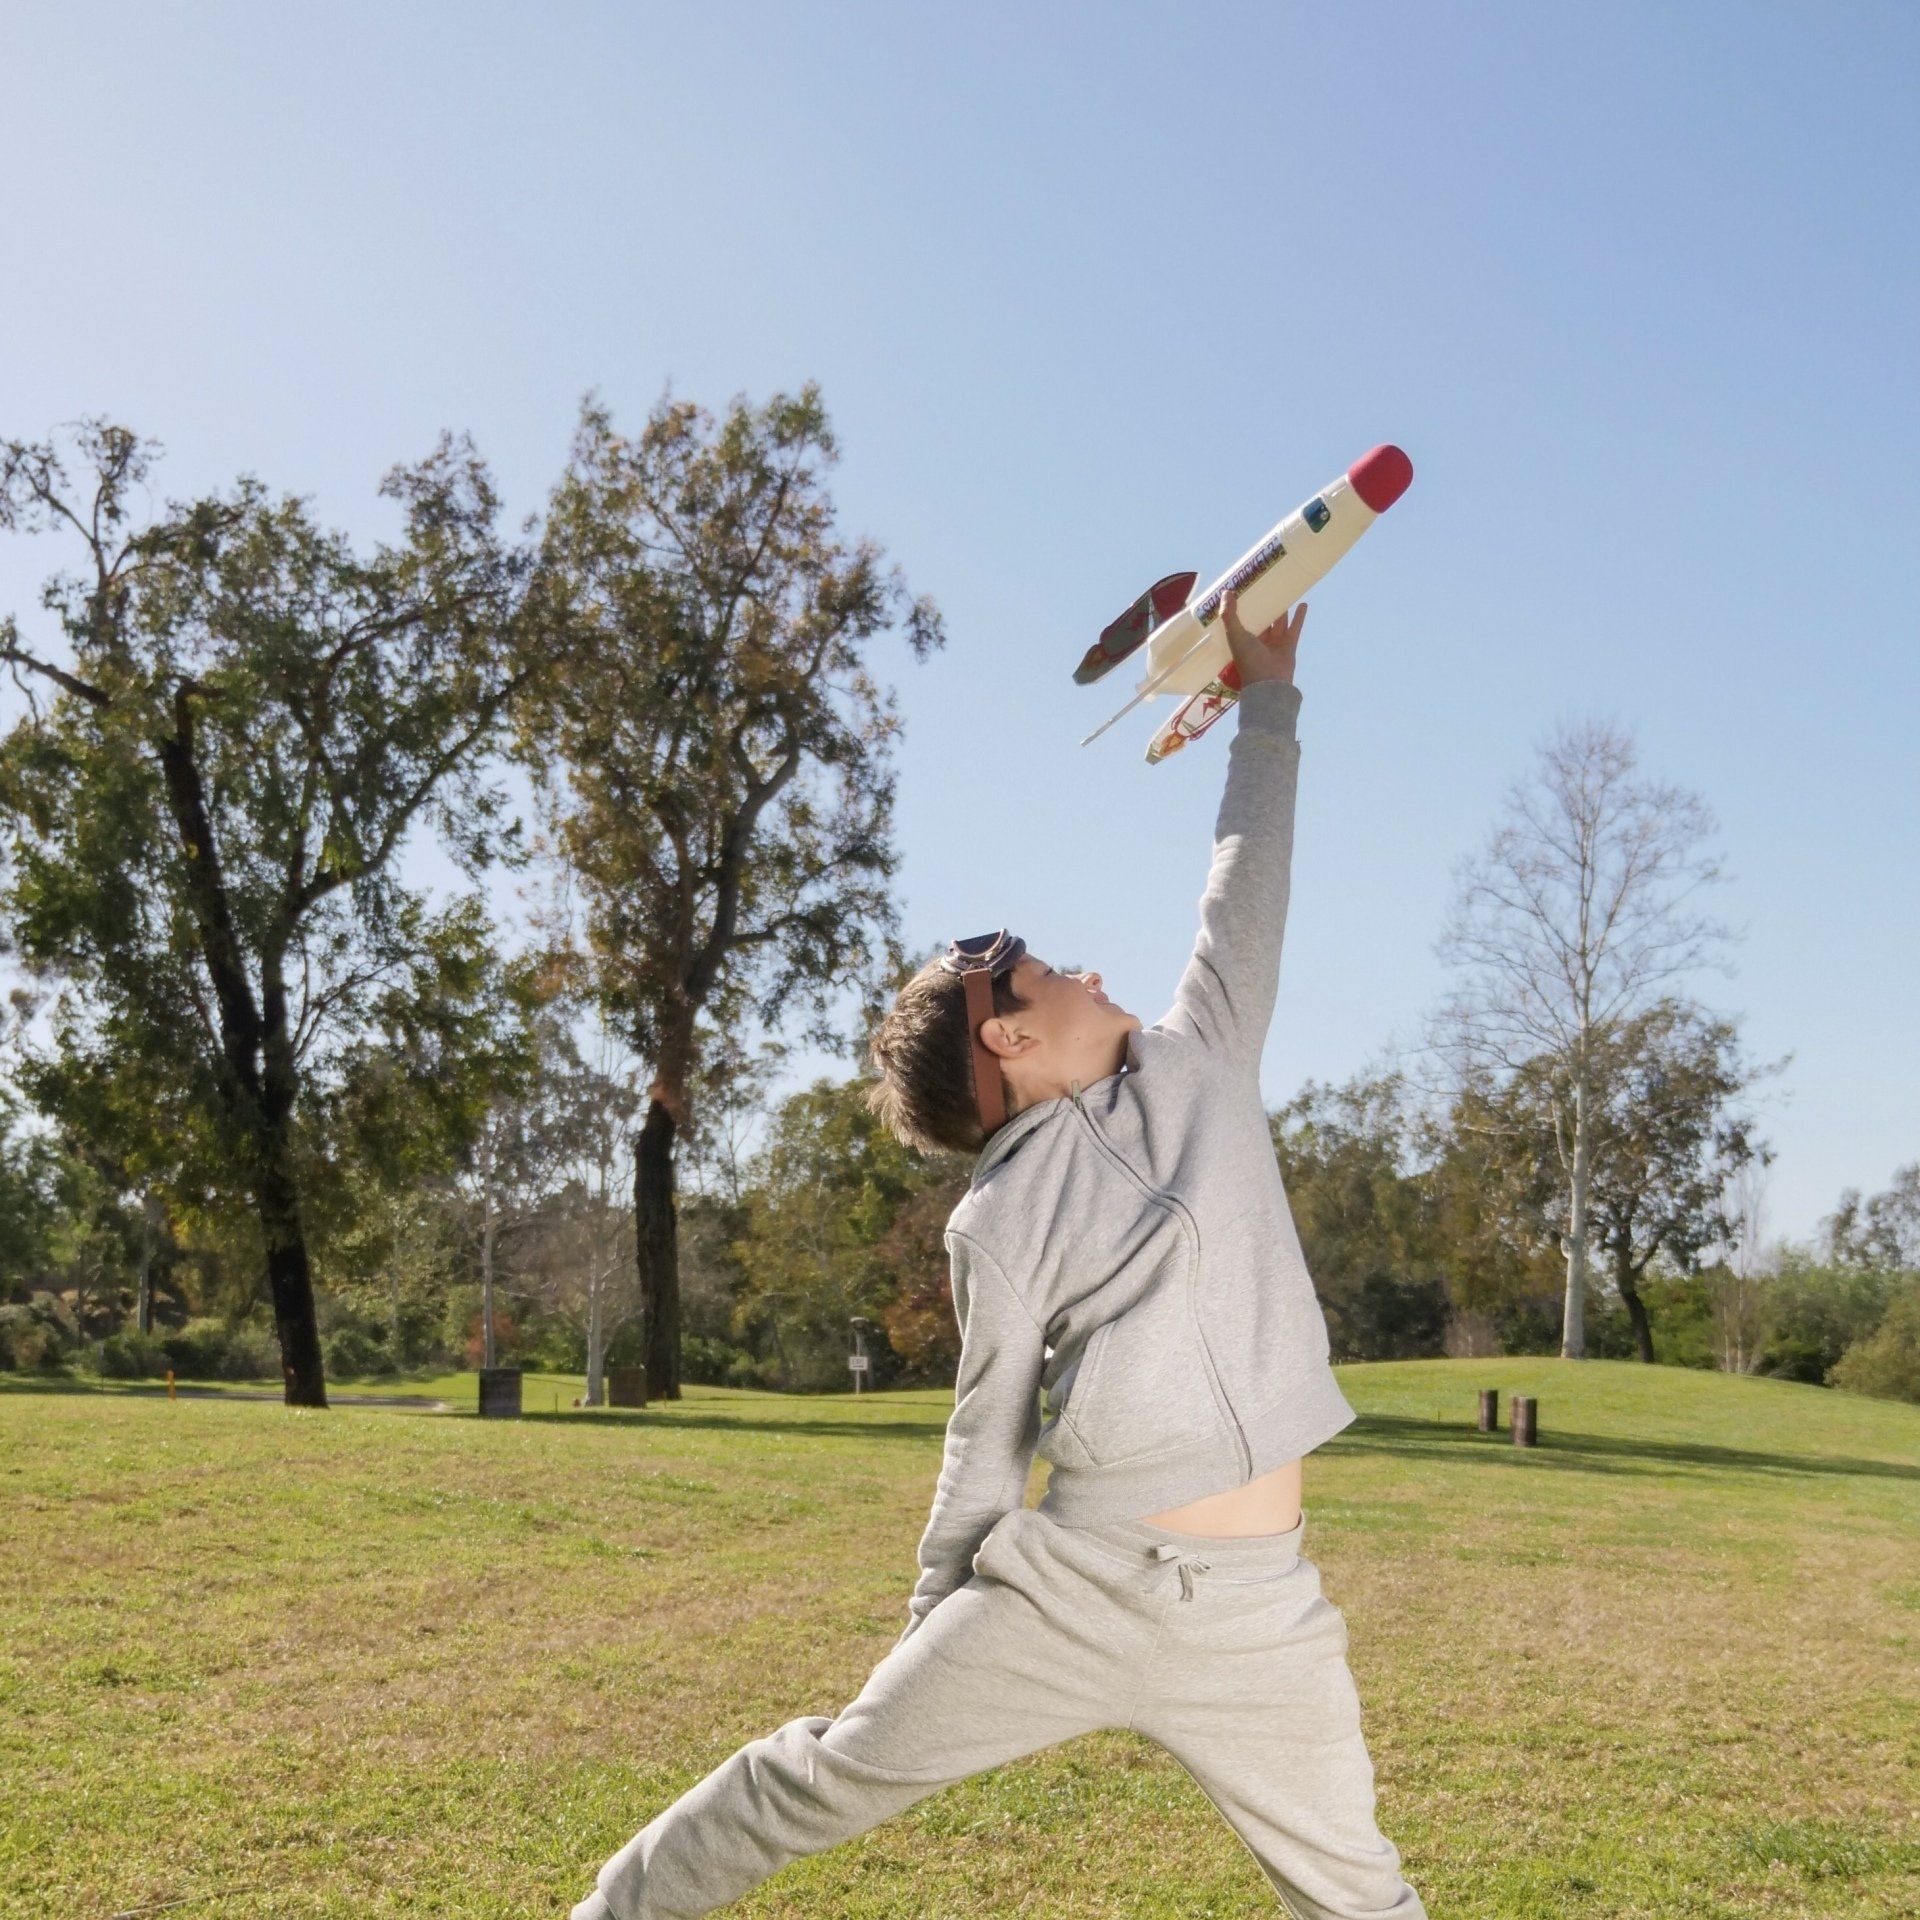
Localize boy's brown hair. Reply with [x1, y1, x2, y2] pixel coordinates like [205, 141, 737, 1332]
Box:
[865, 953, 1032, 1157]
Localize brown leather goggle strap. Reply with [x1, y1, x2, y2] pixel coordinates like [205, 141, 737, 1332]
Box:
[959, 965, 1008, 1137]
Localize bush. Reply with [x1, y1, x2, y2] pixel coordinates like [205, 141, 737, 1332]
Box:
[1829, 1283, 1920, 1403]
[0, 1301, 73, 1371]
[161, 1318, 233, 1379]
[322, 1324, 393, 1378]
[220, 1325, 282, 1381]
[97, 1329, 172, 1379]
[1755, 1256, 1894, 1386]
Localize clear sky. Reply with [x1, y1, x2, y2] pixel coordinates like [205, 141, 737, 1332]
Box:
[2, 2, 1914, 1254]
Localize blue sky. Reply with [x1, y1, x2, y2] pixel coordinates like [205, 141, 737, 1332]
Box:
[2, 2, 1914, 1253]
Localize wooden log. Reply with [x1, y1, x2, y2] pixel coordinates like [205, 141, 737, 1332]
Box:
[1478, 1387, 1499, 1432]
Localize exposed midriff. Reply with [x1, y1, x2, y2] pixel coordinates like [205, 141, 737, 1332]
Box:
[1139, 1454, 1303, 1535]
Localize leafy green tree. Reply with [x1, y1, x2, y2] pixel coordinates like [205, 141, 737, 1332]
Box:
[729, 1073, 943, 1392]
[1754, 1248, 1897, 1384]
[1268, 1068, 1448, 1360]
[0, 419, 553, 1404]
[0, 1086, 62, 1298]
[1823, 1161, 1920, 1272]
[1413, 999, 1780, 1362]
[1828, 1280, 1920, 1402]
[519, 384, 942, 1400]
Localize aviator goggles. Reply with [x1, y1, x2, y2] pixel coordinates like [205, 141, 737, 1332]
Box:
[937, 928, 1027, 1137]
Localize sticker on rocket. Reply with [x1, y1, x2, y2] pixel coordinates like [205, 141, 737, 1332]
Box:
[1075, 444, 1414, 764]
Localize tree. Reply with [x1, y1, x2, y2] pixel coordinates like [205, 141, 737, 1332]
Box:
[1710, 1150, 1775, 1374]
[1415, 714, 1739, 1357]
[1824, 1161, 1920, 1272]
[524, 1011, 646, 1406]
[445, 984, 579, 1372]
[519, 383, 942, 1401]
[1268, 1067, 1449, 1361]
[728, 1074, 932, 1393]
[1472, 998, 1781, 1362]
[0, 419, 552, 1404]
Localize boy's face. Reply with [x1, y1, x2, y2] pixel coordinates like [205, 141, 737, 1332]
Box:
[981, 953, 1143, 1111]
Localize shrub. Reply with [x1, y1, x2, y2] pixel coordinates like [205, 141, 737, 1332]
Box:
[97, 1329, 172, 1379]
[0, 1301, 72, 1371]
[162, 1318, 233, 1379]
[1829, 1283, 1920, 1403]
[221, 1326, 282, 1381]
[321, 1324, 392, 1379]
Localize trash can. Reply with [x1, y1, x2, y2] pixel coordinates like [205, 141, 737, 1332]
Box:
[478, 1367, 523, 1418]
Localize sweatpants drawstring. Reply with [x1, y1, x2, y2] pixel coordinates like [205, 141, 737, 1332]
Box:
[1148, 1540, 1212, 1599]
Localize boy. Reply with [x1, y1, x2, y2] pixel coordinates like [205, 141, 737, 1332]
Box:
[571, 591, 1426, 1919]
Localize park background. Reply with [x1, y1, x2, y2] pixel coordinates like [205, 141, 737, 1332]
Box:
[1, 5, 1916, 1918]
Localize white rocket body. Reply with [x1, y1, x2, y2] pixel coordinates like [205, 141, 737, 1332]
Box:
[1139, 467, 1392, 697]
[1076, 444, 1413, 762]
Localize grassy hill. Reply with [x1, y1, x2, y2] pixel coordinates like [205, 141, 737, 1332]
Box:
[1, 1358, 1914, 1919]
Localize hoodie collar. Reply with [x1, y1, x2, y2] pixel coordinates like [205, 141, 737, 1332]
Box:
[969, 1030, 1145, 1187]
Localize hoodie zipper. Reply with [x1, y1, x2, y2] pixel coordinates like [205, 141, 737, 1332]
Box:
[1064, 1092, 1254, 1480]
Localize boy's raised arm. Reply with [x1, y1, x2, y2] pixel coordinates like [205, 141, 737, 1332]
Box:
[894, 1232, 1046, 1648]
[1161, 674, 1305, 1070]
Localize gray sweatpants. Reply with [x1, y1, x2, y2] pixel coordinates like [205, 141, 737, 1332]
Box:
[574, 1504, 1426, 1919]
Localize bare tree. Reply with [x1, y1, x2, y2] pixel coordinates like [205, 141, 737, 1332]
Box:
[1713, 1152, 1776, 1374]
[1414, 714, 1739, 1357]
[527, 1011, 645, 1405]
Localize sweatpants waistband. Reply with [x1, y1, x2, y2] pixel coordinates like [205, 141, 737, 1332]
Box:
[1054, 1504, 1309, 1573]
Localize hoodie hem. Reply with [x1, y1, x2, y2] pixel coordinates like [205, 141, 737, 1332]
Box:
[1035, 1368, 1357, 1527]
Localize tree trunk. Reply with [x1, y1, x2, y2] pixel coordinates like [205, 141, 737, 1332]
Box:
[635, 1097, 680, 1402]
[1563, 1072, 1590, 1359]
[257, 969, 327, 1408]
[255, 1130, 327, 1407]
[1615, 1243, 1656, 1363]
[136, 1199, 155, 1337]
[482, 1191, 498, 1371]
[585, 1284, 606, 1407]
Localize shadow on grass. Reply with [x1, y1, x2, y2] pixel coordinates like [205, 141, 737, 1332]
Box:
[497, 1403, 1920, 1489]
[1334, 1411, 1920, 1489]
[7, 1376, 1913, 1487]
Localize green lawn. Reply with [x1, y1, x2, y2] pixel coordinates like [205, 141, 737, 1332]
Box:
[50, 1367, 596, 1410]
[1, 1360, 1914, 1919]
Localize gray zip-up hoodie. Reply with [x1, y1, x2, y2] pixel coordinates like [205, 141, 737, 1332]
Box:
[897, 675, 1356, 1645]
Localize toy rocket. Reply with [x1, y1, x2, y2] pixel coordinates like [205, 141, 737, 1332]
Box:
[1076, 444, 1413, 763]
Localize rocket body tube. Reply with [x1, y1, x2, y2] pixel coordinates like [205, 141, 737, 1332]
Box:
[1142, 447, 1411, 699]
[1133, 444, 1412, 762]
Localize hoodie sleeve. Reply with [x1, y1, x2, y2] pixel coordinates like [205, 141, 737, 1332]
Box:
[895, 1232, 1046, 1648]
[1161, 676, 1304, 1071]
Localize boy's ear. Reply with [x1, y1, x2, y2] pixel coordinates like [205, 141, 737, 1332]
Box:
[979, 1015, 1035, 1063]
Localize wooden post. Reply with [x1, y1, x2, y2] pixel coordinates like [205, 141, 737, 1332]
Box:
[1477, 1387, 1499, 1432]
[1512, 1394, 1537, 1447]
[166, 1367, 176, 1404]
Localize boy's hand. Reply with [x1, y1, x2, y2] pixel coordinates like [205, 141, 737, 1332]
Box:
[1220, 588, 1305, 686]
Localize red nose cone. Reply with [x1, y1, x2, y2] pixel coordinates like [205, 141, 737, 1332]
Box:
[1347, 444, 1413, 513]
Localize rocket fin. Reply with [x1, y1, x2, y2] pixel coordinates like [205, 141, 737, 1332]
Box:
[1073, 569, 1197, 684]
[1144, 663, 1245, 765]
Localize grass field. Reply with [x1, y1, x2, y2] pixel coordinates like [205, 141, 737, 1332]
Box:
[2, 1360, 1915, 1920]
